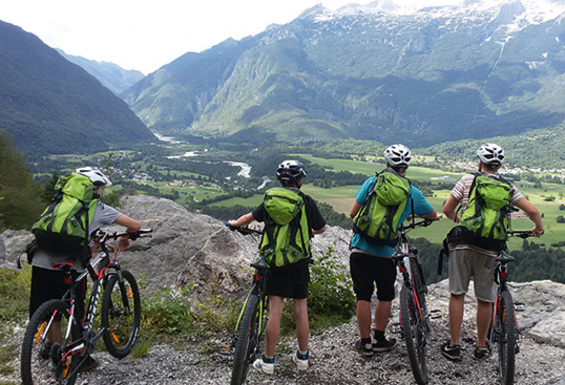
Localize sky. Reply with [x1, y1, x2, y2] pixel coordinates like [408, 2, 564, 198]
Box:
[1, 0, 459, 75]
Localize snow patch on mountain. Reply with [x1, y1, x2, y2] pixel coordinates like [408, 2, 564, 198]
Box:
[305, 0, 565, 27]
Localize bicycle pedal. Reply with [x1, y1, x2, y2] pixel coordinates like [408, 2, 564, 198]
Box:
[514, 302, 526, 312]
[390, 322, 403, 334]
[429, 309, 442, 319]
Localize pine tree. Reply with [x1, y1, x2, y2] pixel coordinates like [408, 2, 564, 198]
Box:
[0, 130, 44, 231]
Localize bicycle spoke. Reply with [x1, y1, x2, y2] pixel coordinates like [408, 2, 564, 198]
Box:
[21, 299, 80, 385]
[101, 270, 141, 359]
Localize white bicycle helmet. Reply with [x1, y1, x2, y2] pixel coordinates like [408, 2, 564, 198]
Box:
[276, 160, 307, 182]
[75, 167, 112, 186]
[384, 144, 412, 169]
[476, 143, 504, 166]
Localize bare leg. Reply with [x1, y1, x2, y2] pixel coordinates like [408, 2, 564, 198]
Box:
[449, 293, 465, 345]
[294, 298, 309, 352]
[476, 299, 492, 346]
[265, 296, 284, 357]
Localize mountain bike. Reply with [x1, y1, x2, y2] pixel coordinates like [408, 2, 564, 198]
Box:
[227, 225, 269, 385]
[391, 218, 441, 385]
[489, 230, 534, 385]
[20, 228, 152, 385]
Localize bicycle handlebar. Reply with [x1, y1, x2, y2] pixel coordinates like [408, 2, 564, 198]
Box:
[93, 228, 153, 242]
[226, 223, 264, 236]
[508, 230, 536, 239]
[401, 215, 442, 231]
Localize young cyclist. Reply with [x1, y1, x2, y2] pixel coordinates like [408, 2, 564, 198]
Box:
[228, 160, 326, 373]
[440, 144, 544, 361]
[29, 167, 141, 371]
[349, 145, 438, 356]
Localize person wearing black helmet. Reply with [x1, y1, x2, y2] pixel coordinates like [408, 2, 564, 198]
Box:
[28, 167, 141, 372]
[228, 160, 326, 374]
[349, 145, 438, 357]
[440, 144, 544, 362]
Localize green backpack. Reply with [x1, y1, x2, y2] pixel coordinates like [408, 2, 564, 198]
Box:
[31, 173, 99, 259]
[353, 170, 412, 246]
[459, 172, 512, 242]
[259, 187, 311, 268]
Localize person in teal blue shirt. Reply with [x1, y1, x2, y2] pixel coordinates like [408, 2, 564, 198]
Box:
[349, 144, 438, 356]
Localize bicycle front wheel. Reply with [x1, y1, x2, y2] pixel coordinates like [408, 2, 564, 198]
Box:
[498, 290, 517, 385]
[21, 299, 81, 385]
[400, 286, 429, 385]
[231, 294, 260, 385]
[101, 270, 141, 359]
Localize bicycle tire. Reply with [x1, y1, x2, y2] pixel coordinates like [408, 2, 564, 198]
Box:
[21, 299, 81, 385]
[231, 294, 260, 385]
[101, 270, 141, 358]
[400, 286, 429, 385]
[498, 290, 517, 385]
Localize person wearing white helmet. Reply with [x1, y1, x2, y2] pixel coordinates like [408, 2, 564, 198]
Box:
[29, 167, 141, 371]
[349, 145, 438, 356]
[227, 160, 326, 374]
[441, 144, 544, 362]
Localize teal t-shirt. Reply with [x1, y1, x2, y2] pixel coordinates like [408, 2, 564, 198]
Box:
[350, 176, 434, 258]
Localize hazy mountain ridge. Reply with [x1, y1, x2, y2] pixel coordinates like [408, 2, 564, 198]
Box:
[122, 0, 565, 147]
[0, 21, 156, 156]
[56, 49, 145, 95]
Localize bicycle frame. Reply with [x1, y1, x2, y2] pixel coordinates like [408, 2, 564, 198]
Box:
[392, 222, 433, 326]
[233, 255, 269, 347]
[46, 243, 117, 375]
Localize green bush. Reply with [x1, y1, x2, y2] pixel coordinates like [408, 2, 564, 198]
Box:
[307, 245, 356, 329]
[141, 283, 195, 336]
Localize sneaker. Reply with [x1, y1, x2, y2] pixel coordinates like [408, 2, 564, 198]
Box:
[440, 340, 461, 361]
[77, 355, 99, 372]
[252, 354, 274, 374]
[355, 340, 375, 357]
[473, 345, 491, 361]
[292, 350, 308, 371]
[373, 337, 397, 352]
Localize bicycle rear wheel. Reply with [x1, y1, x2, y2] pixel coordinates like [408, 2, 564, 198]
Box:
[498, 290, 517, 385]
[21, 299, 81, 385]
[231, 294, 260, 385]
[400, 286, 429, 385]
[101, 270, 141, 359]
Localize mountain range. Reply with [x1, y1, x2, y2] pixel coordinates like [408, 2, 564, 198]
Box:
[121, 0, 565, 147]
[0, 21, 155, 156]
[56, 49, 145, 95]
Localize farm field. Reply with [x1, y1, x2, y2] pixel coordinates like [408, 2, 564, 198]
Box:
[210, 154, 565, 247]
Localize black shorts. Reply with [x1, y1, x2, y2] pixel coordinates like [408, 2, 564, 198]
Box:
[29, 266, 86, 321]
[266, 262, 310, 299]
[350, 252, 396, 302]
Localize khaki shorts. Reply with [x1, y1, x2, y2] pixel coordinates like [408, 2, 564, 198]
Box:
[448, 246, 498, 302]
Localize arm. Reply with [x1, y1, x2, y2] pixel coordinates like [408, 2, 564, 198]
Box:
[423, 209, 439, 221]
[228, 212, 255, 228]
[114, 214, 142, 251]
[443, 195, 460, 223]
[349, 200, 362, 219]
[513, 198, 545, 236]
